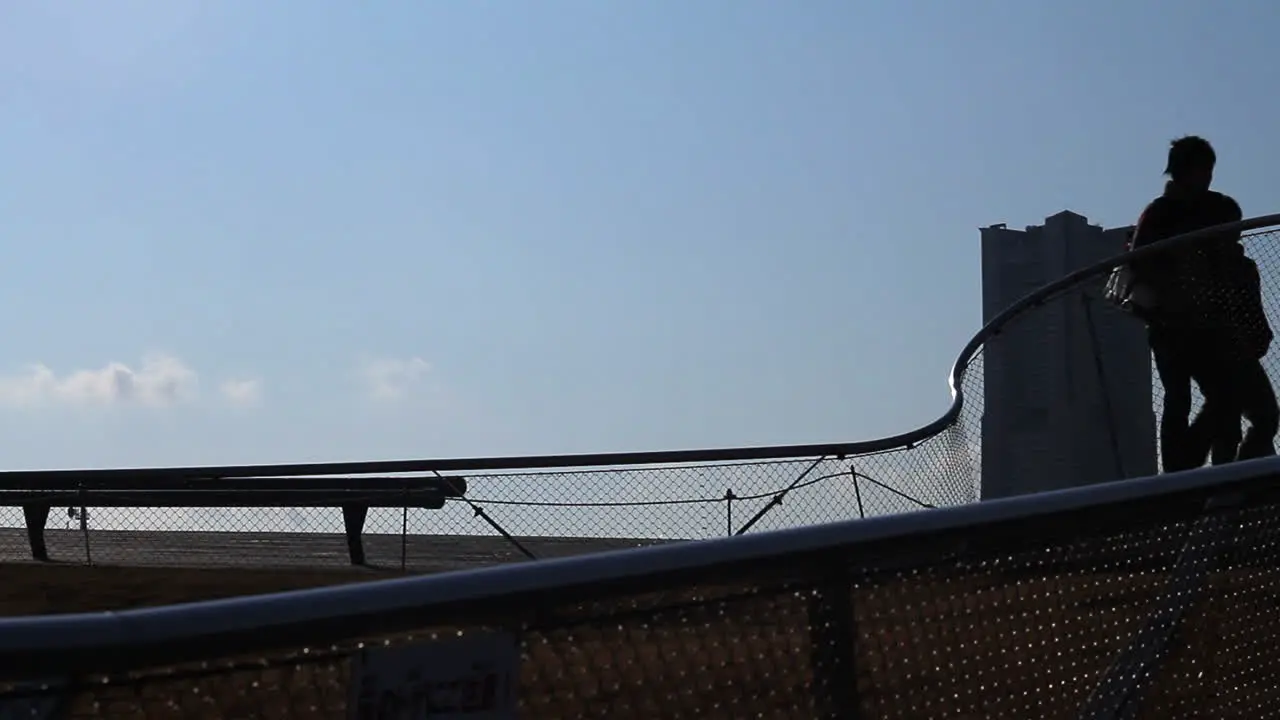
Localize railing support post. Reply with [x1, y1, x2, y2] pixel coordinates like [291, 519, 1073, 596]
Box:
[21, 504, 50, 562]
[724, 488, 736, 537]
[77, 486, 91, 566]
[341, 504, 369, 566]
[850, 467, 866, 519]
[807, 569, 860, 719]
[400, 491, 409, 573]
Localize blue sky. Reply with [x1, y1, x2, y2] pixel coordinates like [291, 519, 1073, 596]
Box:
[1, 1, 1277, 470]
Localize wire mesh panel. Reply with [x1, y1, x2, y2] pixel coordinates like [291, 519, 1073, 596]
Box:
[0, 450, 970, 571]
[0, 221, 1277, 573]
[950, 225, 1280, 487]
[3, 220, 1280, 716]
[1, 461, 1278, 718]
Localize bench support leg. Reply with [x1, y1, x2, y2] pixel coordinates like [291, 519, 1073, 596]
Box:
[341, 504, 369, 566]
[22, 504, 51, 562]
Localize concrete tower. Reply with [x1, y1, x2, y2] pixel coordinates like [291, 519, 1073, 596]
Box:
[979, 211, 1156, 499]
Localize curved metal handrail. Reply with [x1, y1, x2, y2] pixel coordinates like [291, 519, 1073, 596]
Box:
[946, 212, 1280, 415]
[2, 215, 1280, 678]
[5, 215, 1277, 489]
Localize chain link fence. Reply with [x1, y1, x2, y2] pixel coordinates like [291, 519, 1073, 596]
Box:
[951, 224, 1280, 487]
[0, 445, 966, 569]
[0, 221, 1277, 572]
[1, 451, 1278, 718]
[3, 218, 1280, 716]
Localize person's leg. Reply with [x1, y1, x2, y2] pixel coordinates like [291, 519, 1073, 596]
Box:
[1182, 330, 1230, 468]
[1193, 331, 1277, 462]
[1150, 327, 1196, 472]
[1235, 356, 1278, 460]
[1210, 412, 1244, 464]
[1189, 400, 1242, 465]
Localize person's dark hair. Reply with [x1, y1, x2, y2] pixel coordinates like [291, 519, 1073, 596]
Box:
[1164, 135, 1216, 179]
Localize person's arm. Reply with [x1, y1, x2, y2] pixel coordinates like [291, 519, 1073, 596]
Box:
[1196, 194, 1246, 269]
[1226, 195, 1243, 220]
[1220, 194, 1244, 240]
[1130, 200, 1175, 249]
[1129, 200, 1177, 281]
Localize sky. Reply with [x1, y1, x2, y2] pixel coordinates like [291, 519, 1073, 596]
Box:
[1, 1, 1278, 471]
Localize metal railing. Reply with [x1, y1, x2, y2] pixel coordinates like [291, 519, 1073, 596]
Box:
[1, 435, 1278, 716]
[2, 214, 1278, 572]
[1, 215, 1279, 716]
[0, 453, 948, 570]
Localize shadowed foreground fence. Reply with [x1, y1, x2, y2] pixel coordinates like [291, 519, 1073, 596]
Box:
[1, 455, 1278, 718]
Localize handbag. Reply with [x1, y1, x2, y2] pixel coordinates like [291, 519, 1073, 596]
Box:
[1104, 264, 1159, 317]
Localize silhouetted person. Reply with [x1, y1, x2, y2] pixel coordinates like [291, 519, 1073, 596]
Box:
[1129, 136, 1277, 471]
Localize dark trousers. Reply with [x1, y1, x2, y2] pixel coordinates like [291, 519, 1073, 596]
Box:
[1151, 326, 1278, 472]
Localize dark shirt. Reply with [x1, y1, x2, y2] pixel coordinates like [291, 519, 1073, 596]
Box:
[1131, 185, 1242, 251]
[1129, 182, 1244, 326]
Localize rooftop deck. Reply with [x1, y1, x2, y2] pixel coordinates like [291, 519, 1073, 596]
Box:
[0, 528, 673, 572]
[0, 529, 681, 616]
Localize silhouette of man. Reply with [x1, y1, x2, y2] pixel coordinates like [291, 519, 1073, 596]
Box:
[1129, 136, 1277, 471]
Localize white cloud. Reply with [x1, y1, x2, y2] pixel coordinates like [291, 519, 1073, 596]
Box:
[219, 378, 262, 407]
[0, 354, 199, 409]
[360, 356, 431, 401]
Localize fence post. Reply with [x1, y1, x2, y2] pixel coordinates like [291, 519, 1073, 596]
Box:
[724, 489, 736, 537]
[23, 505, 51, 562]
[77, 485, 92, 566]
[807, 566, 860, 719]
[850, 467, 865, 519]
[401, 488, 409, 573]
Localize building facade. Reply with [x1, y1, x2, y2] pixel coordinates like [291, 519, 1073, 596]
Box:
[979, 210, 1156, 500]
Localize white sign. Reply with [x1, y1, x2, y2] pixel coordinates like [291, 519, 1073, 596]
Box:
[348, 632, 520, 719]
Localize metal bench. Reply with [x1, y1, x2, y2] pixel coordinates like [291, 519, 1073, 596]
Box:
[0, 474, 468, 566]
